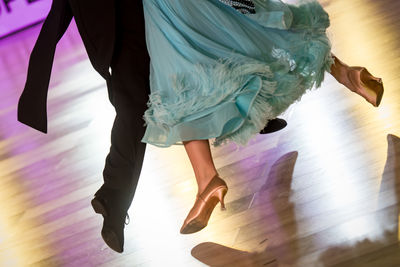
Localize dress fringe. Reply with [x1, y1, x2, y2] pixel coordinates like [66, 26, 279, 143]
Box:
[142, 0, 334, 147]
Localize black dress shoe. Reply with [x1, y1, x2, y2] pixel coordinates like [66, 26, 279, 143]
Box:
[259, 118, 287, 134]
[91, 191, 129, 253]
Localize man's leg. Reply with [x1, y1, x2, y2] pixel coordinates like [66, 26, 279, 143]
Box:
[91, 0, 150, 253]
[101, 53, 149, 209]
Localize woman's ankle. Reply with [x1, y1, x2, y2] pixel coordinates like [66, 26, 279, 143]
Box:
[196, 170, 218, 193]
[330, 57, 350, 85]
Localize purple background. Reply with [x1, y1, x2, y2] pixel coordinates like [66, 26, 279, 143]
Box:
[0, 0, 51, 38]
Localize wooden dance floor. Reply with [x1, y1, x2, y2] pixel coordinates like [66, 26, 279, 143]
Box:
[1, 0, 399, 266]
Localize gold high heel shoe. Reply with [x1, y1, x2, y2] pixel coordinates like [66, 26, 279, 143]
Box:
[332, 55, 384, 107]
[180, 175, 228, 234]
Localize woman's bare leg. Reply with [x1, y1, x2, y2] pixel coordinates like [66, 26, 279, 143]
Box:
[180, 139, 228, 234]
[183, 139, 218, 194]
[329, 54, 355, 87]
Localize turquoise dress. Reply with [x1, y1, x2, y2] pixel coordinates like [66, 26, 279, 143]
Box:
[142, 0, 333, 147]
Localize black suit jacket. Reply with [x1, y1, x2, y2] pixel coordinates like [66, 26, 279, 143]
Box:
[17, 0, 115, 133]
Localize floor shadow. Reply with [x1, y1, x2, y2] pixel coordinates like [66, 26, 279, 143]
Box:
[191, 151, 299, 266]
[191, 242, 277, 267]
[192, 134, 400, 266]
[317, 134, 400, 266]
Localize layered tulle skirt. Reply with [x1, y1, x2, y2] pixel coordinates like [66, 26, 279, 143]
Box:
[142, 0, 333, 147]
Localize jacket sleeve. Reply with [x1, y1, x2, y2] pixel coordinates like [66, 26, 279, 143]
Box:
[17, 0, 73, 133]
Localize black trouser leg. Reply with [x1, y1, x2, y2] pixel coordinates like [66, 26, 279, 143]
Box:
[101, 0, 149, 211]
[91, 0, 149, 253]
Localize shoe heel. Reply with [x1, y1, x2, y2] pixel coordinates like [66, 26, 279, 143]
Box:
[215, 187, 228, 211]
[91, 198, 108, 217]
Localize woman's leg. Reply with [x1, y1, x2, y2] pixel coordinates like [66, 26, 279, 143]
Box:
[181, 139, 228, 234]
[183, 139, 218, 194]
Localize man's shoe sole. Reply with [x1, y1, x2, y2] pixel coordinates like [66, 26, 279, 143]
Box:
[91, 196, 124, 253]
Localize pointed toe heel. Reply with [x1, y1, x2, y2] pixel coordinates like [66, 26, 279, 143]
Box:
[180, 175, 228, 234]
[359, 68, 384, 107]
[332, 55, 384, 107]
[346, 66, 384, 107]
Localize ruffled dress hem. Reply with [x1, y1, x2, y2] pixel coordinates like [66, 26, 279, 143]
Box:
[141, 0, 334, 147]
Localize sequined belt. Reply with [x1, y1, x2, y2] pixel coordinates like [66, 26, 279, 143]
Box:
[218, 0, 256, 14]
